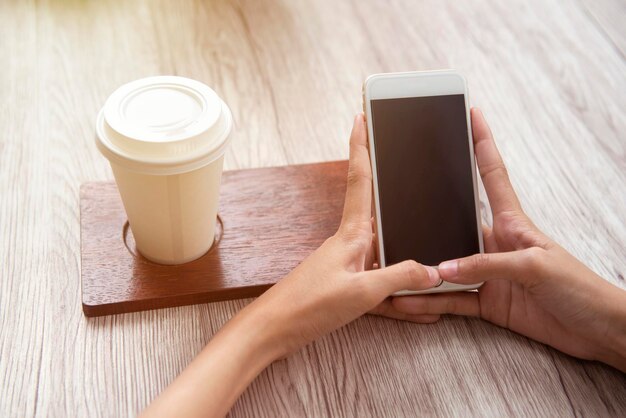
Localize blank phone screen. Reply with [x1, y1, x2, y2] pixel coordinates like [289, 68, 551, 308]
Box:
[371, 94, 479, 266]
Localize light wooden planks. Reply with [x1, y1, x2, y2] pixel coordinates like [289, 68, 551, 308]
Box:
[580, 0, 626, 58]
[0, 0, 624, 417]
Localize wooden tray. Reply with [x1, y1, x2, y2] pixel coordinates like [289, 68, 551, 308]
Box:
[81, 161, 347, 317]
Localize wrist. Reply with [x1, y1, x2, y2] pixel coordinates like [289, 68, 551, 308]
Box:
[220, 305, 285, 370]
[594, 283, 626, 372]
[234, 281, 307, 360]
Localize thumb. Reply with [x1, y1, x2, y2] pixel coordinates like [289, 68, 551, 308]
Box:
[363, 260, 441, 296]
[438, 247, 546, 287]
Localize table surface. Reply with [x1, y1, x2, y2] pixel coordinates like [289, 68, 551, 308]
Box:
[1, 0, 625, 416]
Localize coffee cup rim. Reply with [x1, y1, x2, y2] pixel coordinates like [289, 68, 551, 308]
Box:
[95, 76, 233, 175]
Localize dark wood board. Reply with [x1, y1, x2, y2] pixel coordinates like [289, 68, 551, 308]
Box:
[80, 160, 348, 317]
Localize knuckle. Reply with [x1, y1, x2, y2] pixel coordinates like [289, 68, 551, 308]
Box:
[353, 237, 371, 254]
[468, 254, 490, 272]
[352, 271, 368, 290]
[445, 298, 458, 314]
[499, 212, 524, 234]
[400, 260, 421, 283]
[523, 247, 547, 275]
[355, 273, 380, 305]
[481, 162, 509, 180]
[338, 222, 371, 250]
[498, 212, 543, 249]
[346, 166, 372, 187]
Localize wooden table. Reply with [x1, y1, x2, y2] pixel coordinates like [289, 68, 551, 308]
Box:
[1, 0, 624, 416]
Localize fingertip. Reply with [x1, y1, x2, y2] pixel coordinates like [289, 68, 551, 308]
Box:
[438, 260, 459, 280]
[349, 113, 367, 146]
[353, 112, 365, 128]
[471, 107, 482, 116]
[471, 107, 491, 137]
[406, 261, 439, 290]
[363, 260, 442, 298]
[424, 265, 442, 286]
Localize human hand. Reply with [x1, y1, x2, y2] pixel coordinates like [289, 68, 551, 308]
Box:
[236, 113, 442, 358]
[142, 114, 442, 418]
[381, 108, 626, 371]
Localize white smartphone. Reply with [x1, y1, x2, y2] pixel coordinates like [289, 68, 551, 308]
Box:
[363, 70, 484, 295]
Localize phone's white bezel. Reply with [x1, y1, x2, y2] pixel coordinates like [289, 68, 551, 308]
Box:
[363, 70, 484, 295]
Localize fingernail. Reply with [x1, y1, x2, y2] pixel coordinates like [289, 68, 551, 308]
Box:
[438, 260, 459, 278]
[424, 266, 441, 286]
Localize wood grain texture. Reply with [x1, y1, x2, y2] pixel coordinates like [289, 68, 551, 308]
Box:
[80, 161, 346, 316]
[580, 0, 626, 58]
[0, 0, 625, 416]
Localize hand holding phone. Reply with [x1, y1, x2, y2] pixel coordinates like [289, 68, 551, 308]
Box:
[377, 108, 626, 372]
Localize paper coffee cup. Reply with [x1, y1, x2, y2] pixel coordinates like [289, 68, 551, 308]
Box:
[95, 76, 233, 264]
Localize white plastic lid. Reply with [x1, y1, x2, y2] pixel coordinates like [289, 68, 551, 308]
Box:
[95, 76, 233, 175]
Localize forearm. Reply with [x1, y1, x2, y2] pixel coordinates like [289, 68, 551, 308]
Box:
[141, 308, 281, 418]
[551, 247, 626, 371]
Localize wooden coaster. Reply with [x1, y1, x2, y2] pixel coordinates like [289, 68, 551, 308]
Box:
[81, 160, 347, 317]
